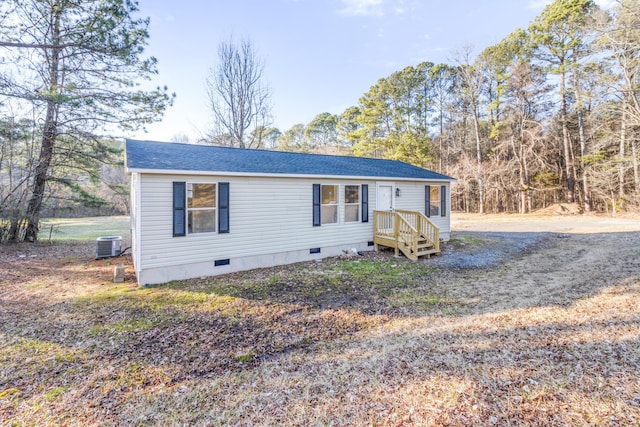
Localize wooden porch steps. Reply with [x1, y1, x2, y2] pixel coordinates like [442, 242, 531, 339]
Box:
[403, 237, 438, 259]
[373, 210, 441, 261]
[417, 240, 438, 258]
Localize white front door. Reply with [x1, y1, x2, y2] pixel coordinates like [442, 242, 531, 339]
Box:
[377, 183, 395, 211]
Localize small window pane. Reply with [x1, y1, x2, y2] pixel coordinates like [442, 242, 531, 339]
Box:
[430, 186, 440, 216]
[188, 210, 216, 233]
[320, 184, 338, 224]
[345, 185, 360, 222]
[345, 185, 359, 204]
[345, 205, 359, 222]
[189, 184, 216, 209]
[321, 205, 338, 224]
[321, 185, 337, 204]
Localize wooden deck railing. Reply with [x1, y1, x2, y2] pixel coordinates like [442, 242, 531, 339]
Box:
[373, 210, 440, 260]
[374, 210, 395, 239]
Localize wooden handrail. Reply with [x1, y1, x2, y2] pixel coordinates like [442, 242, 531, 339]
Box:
[374, 210, 440, 259]
[415, 211, 440, 253]
[394, 211, 418, 260]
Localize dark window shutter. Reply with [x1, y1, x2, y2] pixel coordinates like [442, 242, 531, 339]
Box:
[313, 184, 321, 226]
[361, 184, 369, 223]
[173, 182, 186, 237]
[218, 182, 230, 233]
[425, 185, 431, 218]
[440, 185, 447, 217]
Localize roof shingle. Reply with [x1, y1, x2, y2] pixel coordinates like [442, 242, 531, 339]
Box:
[125, 139, 454, 181]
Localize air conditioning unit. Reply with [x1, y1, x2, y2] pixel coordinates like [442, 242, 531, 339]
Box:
[96, 236, 122, 259]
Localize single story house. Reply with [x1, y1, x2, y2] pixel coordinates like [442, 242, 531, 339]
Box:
[125, 139, 455, 285]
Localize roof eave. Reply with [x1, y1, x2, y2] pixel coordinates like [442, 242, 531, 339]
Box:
[125, 167, 455, 182]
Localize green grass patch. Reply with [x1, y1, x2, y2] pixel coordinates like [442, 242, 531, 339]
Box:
[147, 289, 210, 307]
[76, 283, 238, 326]
[8, 337, 64, 355]
[449, 233, 485, 249]
[332, 259, 429, 281]
[2, 338, 80, 378]
[341, 259, 397, 277]
[0, 388, 20, 399]
[389, 288, 458, 310]
[155, 256, 446, 316]
[111, 362, 160, 389]
[40, 216, 129, 242]
[235, 349, 257, 363]
[44, 387, 67, 402]
[73, 283, 144, 304]
[110, 319, 155, 333]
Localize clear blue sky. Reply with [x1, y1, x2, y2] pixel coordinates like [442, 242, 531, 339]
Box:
[131, 0, 610, 142]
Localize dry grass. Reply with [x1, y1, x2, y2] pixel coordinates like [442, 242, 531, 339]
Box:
[1, 215, 639, 426]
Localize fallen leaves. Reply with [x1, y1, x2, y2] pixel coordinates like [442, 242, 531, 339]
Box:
[1, 215, 640, 425]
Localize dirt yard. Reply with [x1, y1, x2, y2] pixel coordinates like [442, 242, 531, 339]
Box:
[1, 213, 639, 426]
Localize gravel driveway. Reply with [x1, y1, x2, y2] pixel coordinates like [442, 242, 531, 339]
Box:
[432, 213, 640, 269]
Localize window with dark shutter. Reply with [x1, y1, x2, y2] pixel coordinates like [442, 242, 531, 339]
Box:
[361, 184, 369, 223]
[219, 182, 230, 233]
[173, 182, 186, 236]
[425, 185, 431, 218]
[313, 184, 321, 226]
[441, 185, 447, 217]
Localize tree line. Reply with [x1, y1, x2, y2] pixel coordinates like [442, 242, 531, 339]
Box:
[2, 0, 639, 243]
[208, 0, 639, 214]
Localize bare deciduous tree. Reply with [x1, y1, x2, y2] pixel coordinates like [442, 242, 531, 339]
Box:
[206, 37, 272, 149]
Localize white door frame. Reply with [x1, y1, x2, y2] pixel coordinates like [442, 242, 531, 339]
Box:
[376, 182, 396, 212]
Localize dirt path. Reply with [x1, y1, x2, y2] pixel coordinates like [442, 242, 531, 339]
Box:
[431, 213, 640, 313]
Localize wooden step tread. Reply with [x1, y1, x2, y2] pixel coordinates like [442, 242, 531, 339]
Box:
[417, 248, 440, 257]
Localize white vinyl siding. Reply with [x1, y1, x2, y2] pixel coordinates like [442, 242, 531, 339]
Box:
[138, 176, 377, 270]
[135, 174, 451, 278]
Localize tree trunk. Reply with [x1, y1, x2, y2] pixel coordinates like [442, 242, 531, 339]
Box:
[523, 137, 532, 213]
[632, 126, 639, 197]
[438, 101, 444, 173]
[619, 111, 627, 199]
[578, 111, 589, 211]
[24, 103, 58, 242]
[7, 211, 22, 243]
[511, 133, 527, 214]
[472, 103, 484, 214]
[575, 71, 590, 212]
[24, 5, 61, 242]
[610, 191, 617, 215]
[560, 70, 575, 203]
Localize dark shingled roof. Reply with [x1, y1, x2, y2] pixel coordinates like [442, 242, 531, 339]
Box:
[125, 139, 454, 181]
